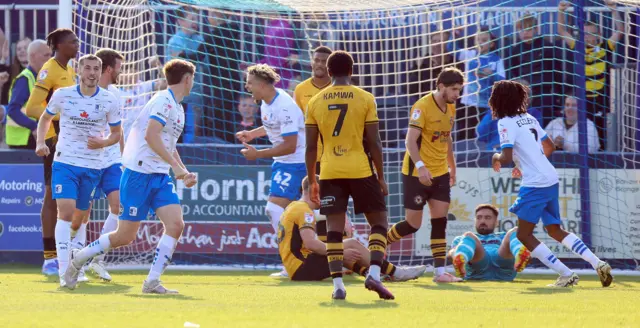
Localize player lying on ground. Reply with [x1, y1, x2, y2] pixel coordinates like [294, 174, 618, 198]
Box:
[305, 50, 394, 300]
[449, 203, 531, 281]
[278, 176, 427, 282]
[386, 67, 465, 283]
[35, 54, 121, 287]
[62, 59, 198, 294]
[490, 80, 613, 287]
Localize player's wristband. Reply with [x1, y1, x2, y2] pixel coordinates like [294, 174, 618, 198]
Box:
[415, 161, 425, 169]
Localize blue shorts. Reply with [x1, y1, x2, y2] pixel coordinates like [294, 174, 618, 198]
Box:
[269, 162, 306, 201]
[467, 248, 516, 281]
[51, 161, 102, 211]
[93, 163, 122, 200]
[119, 168, 180, 222]
[509, 183, 562, 226]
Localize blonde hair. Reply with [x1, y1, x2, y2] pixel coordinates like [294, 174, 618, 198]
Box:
[247, 64, 281, 84]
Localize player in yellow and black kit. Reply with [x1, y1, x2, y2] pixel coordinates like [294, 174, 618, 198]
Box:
[386, 67, 465, 283]
[293, 46, 332, 243]
[305, 50, 393, 300]
[25, 28, 79, 275]
[278, 176, 426, 282]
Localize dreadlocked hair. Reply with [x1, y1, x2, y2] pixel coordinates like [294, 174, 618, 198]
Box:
[489, 80, 529, 119]
[46, 28, 75, 51]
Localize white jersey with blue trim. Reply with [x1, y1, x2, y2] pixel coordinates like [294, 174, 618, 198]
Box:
[102, 84, 123, 167]
[260, 88, 305, 164]
[498, 113, 558, 188]
[45, 85, 121, 169]
[122, 89, 185, 174]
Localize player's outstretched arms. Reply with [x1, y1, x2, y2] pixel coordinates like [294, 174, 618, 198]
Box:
[145, 119, 186, 178]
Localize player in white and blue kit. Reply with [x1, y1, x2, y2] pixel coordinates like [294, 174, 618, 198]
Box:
[450, 204, 530, 281]
[237, 64, 306, 232]
[76, 49, 127, 282]
[34, 55, 122, 287]
[63, 59, 198, 293]
[489, 80, 612, 287]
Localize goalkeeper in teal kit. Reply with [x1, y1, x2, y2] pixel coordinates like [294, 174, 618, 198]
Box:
[449, 204, 532, 281]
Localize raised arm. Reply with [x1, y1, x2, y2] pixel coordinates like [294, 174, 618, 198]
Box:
[557, 1, 575, 47]
[606, 0, 624, 45]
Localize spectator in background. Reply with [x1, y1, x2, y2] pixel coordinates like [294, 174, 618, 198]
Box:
[119, 57, 166, 140]
[215, 94, 267, 144]
[0, 37, 31, 106]
[0, 39, 10, 105]
[256, 15, 299, 90]
[557, 0, 623, 150]
[303, 13, 337, 53]
[505, 14, 564, 127]
[544, 93, 600, 154]
[188, 10, 241, 138]
[168, 6, 204, 139]
[477, 79, 542, 150]
[4, 40, 51, 149]
[456, 26, 505, 141]
[409, 31, 464, 98]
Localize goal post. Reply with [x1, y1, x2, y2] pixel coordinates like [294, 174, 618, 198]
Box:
[70, 0, 640, 273]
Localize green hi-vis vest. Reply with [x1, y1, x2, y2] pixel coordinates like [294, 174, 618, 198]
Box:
[5, 68, 36, 146]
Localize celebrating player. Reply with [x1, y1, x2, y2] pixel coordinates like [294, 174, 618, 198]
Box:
[386, 67, 464, 283]
[34, 54, 121, 287]
[305, 50, 392, 300]
[63, 59, 197, 293]
[279, 175, 426, 281]
[293, 46, 332, 243]
[449, 204, 531, 281]
[81, 48, 126, 282]
[490, 80, 613, 287]
[25, 28, 79, 276]
[237, 64, 306, 233]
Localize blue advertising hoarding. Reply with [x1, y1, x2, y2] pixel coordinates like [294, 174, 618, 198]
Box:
[0, 164, 45, 251]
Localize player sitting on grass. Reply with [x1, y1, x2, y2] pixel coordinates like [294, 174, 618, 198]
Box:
[449, 204, 531, 281]
[278, 175, 427, 282]
[490, 80, 613, 287]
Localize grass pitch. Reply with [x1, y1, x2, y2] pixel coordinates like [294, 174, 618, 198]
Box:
[0, 267, 638, 328]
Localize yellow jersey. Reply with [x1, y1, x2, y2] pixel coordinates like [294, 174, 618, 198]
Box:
[402, 92, 455, 178]
[294, 78, 330, 162]
[26, 58, 77, 140]
[305, 84, 378, 180]
[567, 39, 615, 97]
[277, 201, 316, 276]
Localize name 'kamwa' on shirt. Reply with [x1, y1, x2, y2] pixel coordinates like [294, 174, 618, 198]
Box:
[323, 91, 354, 100]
